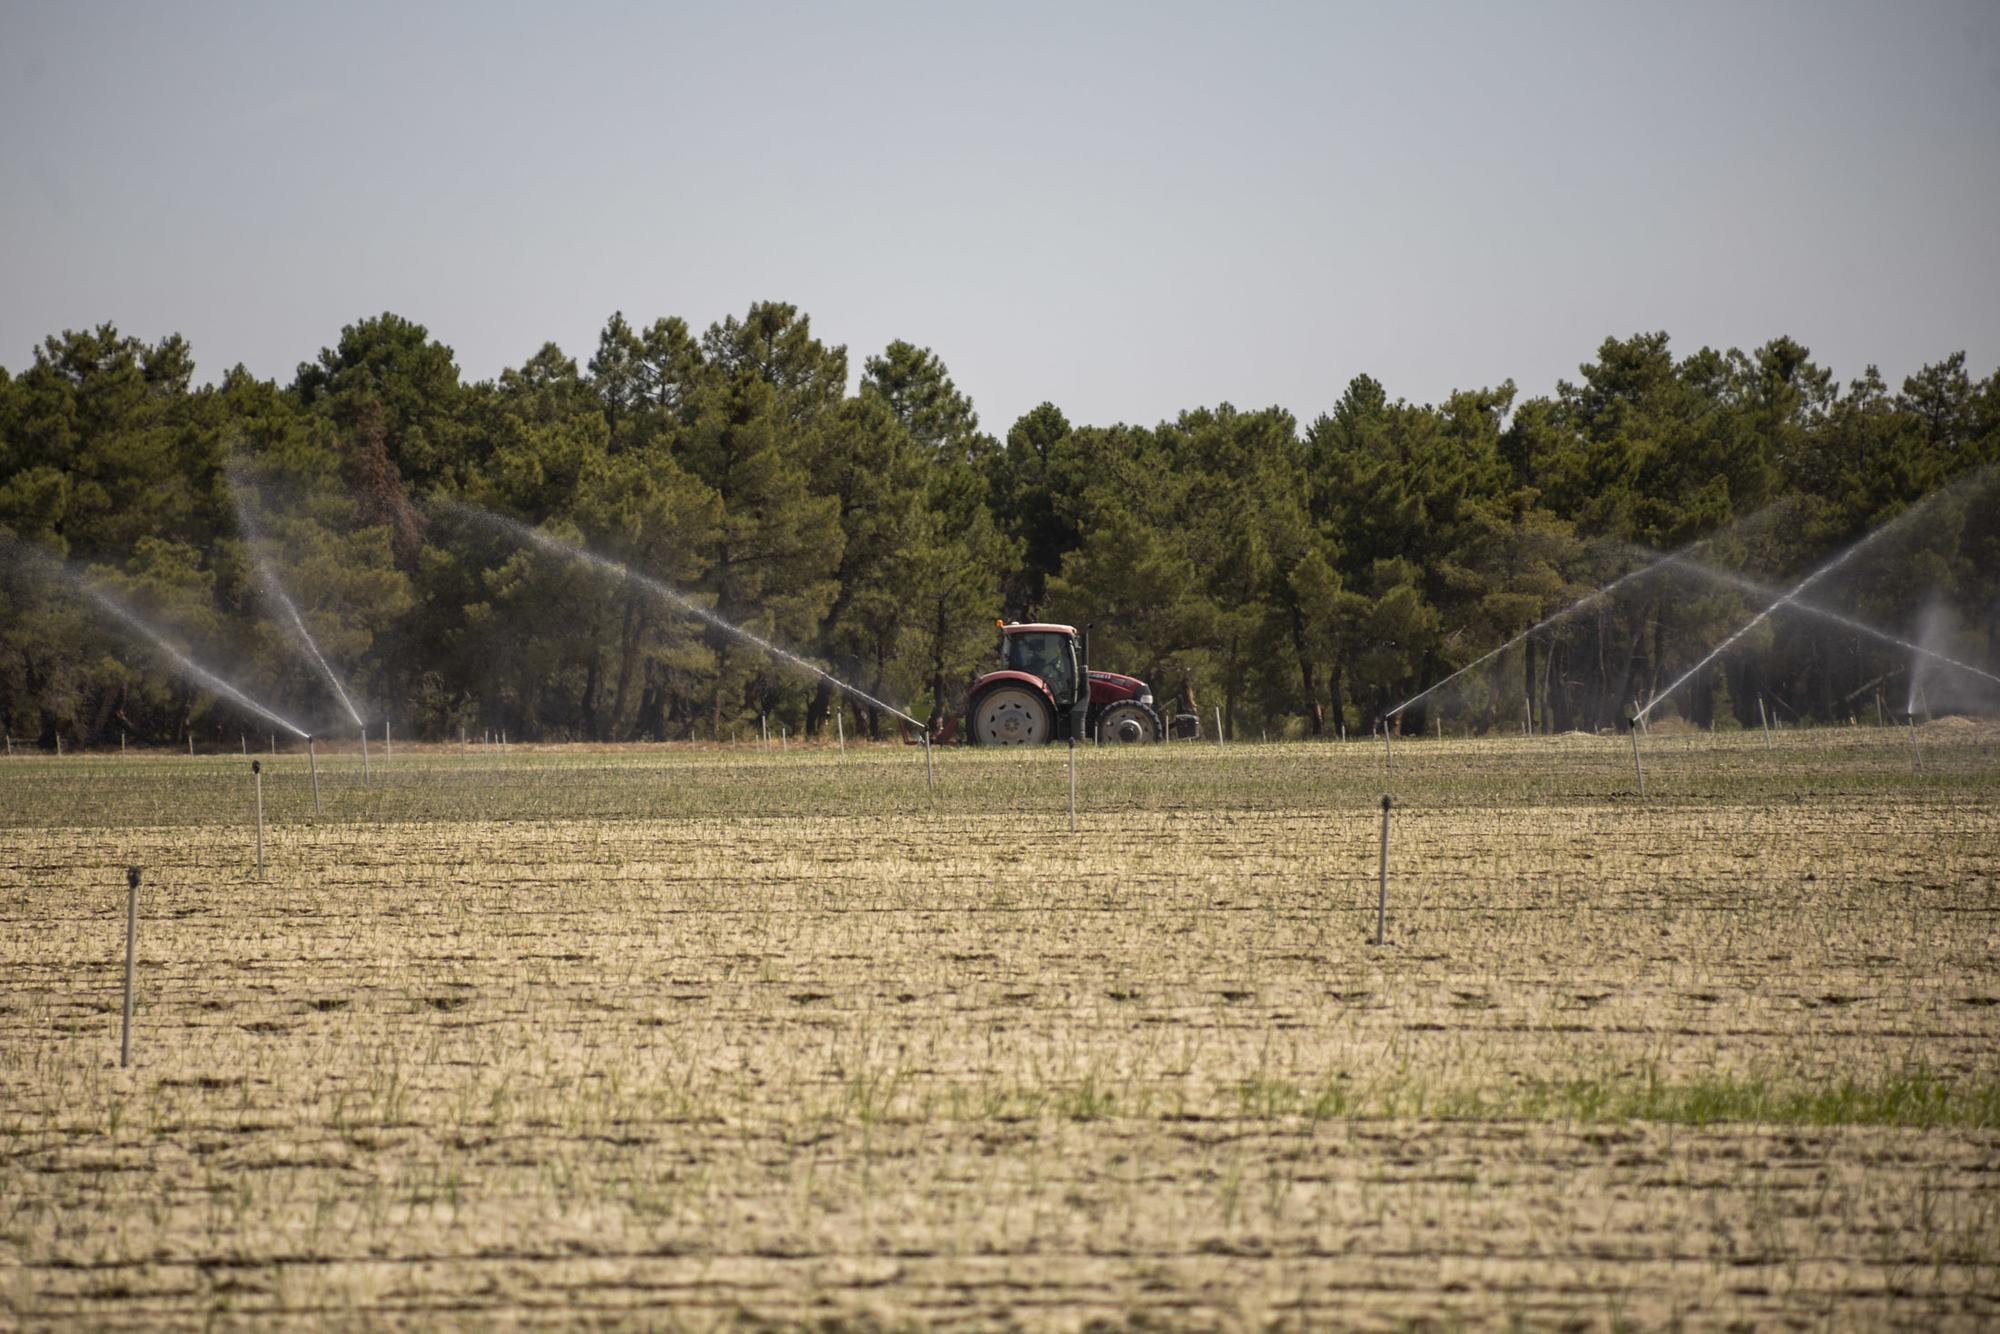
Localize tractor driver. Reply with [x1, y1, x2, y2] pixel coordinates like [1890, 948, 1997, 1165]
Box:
[1021, 633, 1075, 704]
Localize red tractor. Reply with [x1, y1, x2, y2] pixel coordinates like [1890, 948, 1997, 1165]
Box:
[964, 621, 1168, 744]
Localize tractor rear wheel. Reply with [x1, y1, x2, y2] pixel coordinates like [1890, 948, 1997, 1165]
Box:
[969, 686, 1053, 745]
[1096, 700, 1160, 743]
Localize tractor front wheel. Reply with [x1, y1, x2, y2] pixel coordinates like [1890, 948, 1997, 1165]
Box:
[969, 686, 1054, 745]
[1096, 701, 1161, 743]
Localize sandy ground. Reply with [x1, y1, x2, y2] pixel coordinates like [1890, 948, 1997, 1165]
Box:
[2, 735, 1997, 1328]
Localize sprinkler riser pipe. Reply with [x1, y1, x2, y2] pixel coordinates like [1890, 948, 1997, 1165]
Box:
[1375, 796, 1391, 946]
[307, 736, 321, 816]
[252, 763, 265, 878]
[1067, 737, 1077, 832]
[120, 867, 140, 1068]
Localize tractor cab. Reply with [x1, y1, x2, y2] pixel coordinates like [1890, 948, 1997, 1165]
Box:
[999, 624, 1080, 706]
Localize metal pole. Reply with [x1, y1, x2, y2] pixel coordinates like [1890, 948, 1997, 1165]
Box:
[1630, 718, 1646, 797]
[1374, 796, 1391, 946]
[1525, 693, 1534, 736]
[1382, 719, 1393, 775]
[761, 715, 769, 748]
[308, 735, 322, 815]
[1758, 696, 1772, 749]
[837, 710, 845, 753]
[385, 719, 392, 761]
[923, 731, 936, 798]
[240, 733, 246, 755]
[1068, 734, 1077, 833]
[1909, 715, 1922, 773]
[120, 732, 125, 757]
[121, 866, 140, 1068]
[187, 735, 193, 758]
[360, 726, 370, 784]
[1214, 706, 1223, 746]
[252, 760, 265, 878]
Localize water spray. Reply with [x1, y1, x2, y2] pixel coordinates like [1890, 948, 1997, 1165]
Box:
[1387, 542, 1699, 722]
[1639, 474, 1990, 724]
[1629, 547, 2000, 696]
[229, 461, 368, 731]
[458, 505, 929, 735]
[48, 559, 312, 741]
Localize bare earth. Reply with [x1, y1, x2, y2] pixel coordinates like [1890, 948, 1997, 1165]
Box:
[2, 727, 1997, 1328]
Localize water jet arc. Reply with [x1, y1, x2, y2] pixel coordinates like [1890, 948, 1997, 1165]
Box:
[228, 462, 367, 729]
[1637, 476, 1987, 722]
[1387, 540, 1701, 721]
[461, 506, 926, 731]
[13, 546, 314, 739]
[1635, 549, 2000, 695]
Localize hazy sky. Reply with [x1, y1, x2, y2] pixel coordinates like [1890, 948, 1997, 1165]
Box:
[4, 1, 1997, 433]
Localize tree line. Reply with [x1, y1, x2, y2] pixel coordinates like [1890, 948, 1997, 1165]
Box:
[1, 305, 1995, 748]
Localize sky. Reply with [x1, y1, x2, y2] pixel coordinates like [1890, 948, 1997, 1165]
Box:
[3, 0, 1997, 434]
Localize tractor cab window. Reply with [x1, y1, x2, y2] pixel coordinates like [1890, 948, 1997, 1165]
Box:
[1004, 632, 1077, 705]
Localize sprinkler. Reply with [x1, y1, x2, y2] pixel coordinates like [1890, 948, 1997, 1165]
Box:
[307, 734, 322, 815]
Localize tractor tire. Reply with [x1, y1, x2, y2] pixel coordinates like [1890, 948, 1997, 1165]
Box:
[1096, 700, 1161, 743]
[968, 686, 1054, 745]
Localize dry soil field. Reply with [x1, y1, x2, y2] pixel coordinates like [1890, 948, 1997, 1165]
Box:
[2, 723, 1998, 1329]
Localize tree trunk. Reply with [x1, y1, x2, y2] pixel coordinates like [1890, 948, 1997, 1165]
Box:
[608, 592, 645, 741]
[928, 596, 950, 725]
[581, 650, 603, 742]
[805, 678, 834, 739]
[709, 640, 733, 736]
[1523, 637, 1538, 733]
[1289, 599, 1322, 736]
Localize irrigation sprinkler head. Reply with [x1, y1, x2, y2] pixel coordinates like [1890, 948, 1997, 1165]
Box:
[1380, 794, 1392, 812]
[252, 760, 261, 775]
[126, 866, 141, 889]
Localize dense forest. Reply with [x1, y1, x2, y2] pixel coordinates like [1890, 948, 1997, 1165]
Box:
[1, 304, 1996, 749]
